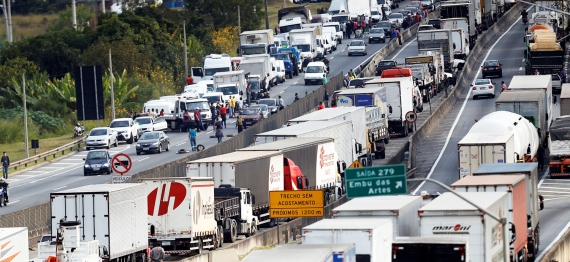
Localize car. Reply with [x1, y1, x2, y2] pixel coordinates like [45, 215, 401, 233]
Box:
[552, 74, 562, 94]
[86, 127, 118, 150]
[405, 6, 420, 15]
[240, 108, 263, 127]
[374, 21, 393, 37]
[304, 61, 328, 85]
[375, 60, 398, 76]
[250, 104, 270, 119]
[135, 116, 168, 134]
[347, 40, 367, 56]
[399, 10, 413, 17]
[428, 19, 441, 29]
[257, 98, 279, 114]
[348, 77, 374, 88]
[368, 28, 386, 43]
[471, 78, 495, 99]
[388, 13, 404, 26]
[421, 0, 433, 10]
[135, 131, 170, 155]
[39, 234, 52, 243]
[481, 60, 502, 78]
[83, 150, 112, 176]
[109, 118, 139, 144]
[408, 1, 423, 9]
[418, 25, 435, 31]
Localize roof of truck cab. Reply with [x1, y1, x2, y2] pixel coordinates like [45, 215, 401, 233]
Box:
[213, 70, 244, 77]
[239, 59, 265, 64]
[52, 184, 143, 194]
[188, 150, 282, 164]
[451, 175, 525, 187]
[303, 218, 392, 230]
[333, 195, 421, 212]
[239, 137, 333, 152]
[474, 163, 538, 174]
[419, 192, 507, 211]
[508, 75, 552, 89]
[274, 243, 354, 251]
[257, 120, 350, 136]
[496, 90, 544, 103]
[289, 107, 363, 122]
[241, 248, 333, 262]
[335, 86, 385, 94]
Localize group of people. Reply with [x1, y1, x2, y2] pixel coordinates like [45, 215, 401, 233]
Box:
[343, 15, 370, 39]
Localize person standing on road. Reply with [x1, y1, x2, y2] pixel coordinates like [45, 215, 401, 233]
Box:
[150, 243, 165, 262]
[318, 102, 325, 110]
[182, 110, 190, 132]
[1, 152, 9, 179]
[236, 115, 244, 133]
[220, 104, 228, 128]
[215, 117, 224, 143]
[397, 29, 402, 46]
[341, 22, 347, 39]
[294, 93, 300, 102]
[278, 95, 285, 110]
[501, 81, 508, 92]
[346, 21, 352, 39]
[194, 108, 204, 132]
[537, 145, 546, 170]
[230, 96, 236, 118]
[188, 127, 197, 151]
[443, 75, 449, 98]
[560, 69, 567, 83]
[324, 90, 330, 107]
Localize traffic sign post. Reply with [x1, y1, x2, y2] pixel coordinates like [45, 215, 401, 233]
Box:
[344, 164, 408, 198]
[269, 190, 325, 218]
[111, 153, 132, 175]
[348, 160, 364, 168]
[405, 111, 418, 123]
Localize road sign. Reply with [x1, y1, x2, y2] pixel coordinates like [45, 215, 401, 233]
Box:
[348, 160, 364, 168]
[405, 111, 418, 123]
[111, 153, 132, 175]
[269, 190, 325, 218]
[345, 164, 407, 198]
[112, 175, 132, 184]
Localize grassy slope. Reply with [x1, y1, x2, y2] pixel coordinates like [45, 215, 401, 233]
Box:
[0, 14, 58, 41]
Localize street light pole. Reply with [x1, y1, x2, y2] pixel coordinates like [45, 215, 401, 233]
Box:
[264, 0, 269, 29]
[22, 73, 29, 158]
[238, 5, 241, 56]
[72, 0, 77, 30]
[183, 21, 188, 81]
[109, 49, 115, 120]
[6, 0, 12, 42]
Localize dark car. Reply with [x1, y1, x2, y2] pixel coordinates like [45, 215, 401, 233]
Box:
[481, 60, 502, 78]
[375, 60, 398, 76]
[428, 19, 441, 29]
[368, 28, 386, 43]
[257, 98, 278, 114]
[241, 108, 263, 127]
[374, 21, 393, 37]
[135, 131, 170, 155]
[83, 150, 112, 176]
[418, 25, 435, 32]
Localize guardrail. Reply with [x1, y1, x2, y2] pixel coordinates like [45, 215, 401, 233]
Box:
[9, 138, 85, 170]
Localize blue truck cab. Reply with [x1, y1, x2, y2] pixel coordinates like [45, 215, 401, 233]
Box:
[271, 53, 294, 79]
[277, 47, 301, 77]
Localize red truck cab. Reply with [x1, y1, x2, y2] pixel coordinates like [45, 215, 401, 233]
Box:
[283, 157, 308, 190]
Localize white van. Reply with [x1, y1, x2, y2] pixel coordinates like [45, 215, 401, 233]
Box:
[304, 61, 328, 85]
[202, 92, 225, 105]
[183, 83, 210, 97]
[322, 28, 338, 51]
[274, 60, 286, 83]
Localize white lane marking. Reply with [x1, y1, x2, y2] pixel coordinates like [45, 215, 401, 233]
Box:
[279, 91, 284, 94]
[53, 186, 66, 191]
[175, 142, 186, 146]
[207, 131, 214, 134]
[8, 179, 20, 182]
[50, 163, 73, 165]
[330, 57, 335, 59]
[412, 14, 522, 195]
[538, 172, 547, 188]
[519, 67, 523, 71]
[392, 39, 416, 59]
[9, 200, 20, 204]
[522, 59, 525, 62]
[27, 171, 45, 173]
[137, 157, 150, 162]
[294, 82, 298, 84]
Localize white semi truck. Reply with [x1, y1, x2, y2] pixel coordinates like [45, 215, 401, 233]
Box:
[243, 54, 279, 88]
[417, 30, 455, 72]
[191, 54, 234, 82]
[213, 70, 247, 102]
[289, 28, 318, 69]
[239, 29, 274, 55]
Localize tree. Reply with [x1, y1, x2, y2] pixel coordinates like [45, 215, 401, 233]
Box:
[49, 4, 94, 32]
[211, 26, 239, 56]
[82, 37, 152, 75]
[185, 0, 264, 32]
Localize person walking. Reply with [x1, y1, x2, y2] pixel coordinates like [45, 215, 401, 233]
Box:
[220, 104, 227, 128]
[214, 117, 224, 143]
[182, 110, 190, 132]
[236, 115, 244, 133]
[397, 29, 402, 46]
[324, 90, 330, 107]
[188, 127, 197, 151]
[209, 102, 217, 127]
[278, 95, 285, 110]
[501, 81, 508, 92]
[346, 21, 352, 39]
[341, 22, 347, 39]
[159, 109, 164, 117]
[294, 93, 300, 102]
[186, 75, 193, 85]
[537, 145, 546, 170]
[230, 96, 236, 117]
[1, 152, 9, 179]
[150, 243, 165, 262]
[560, 69, 567, 83]
[194, 108, 204, 131]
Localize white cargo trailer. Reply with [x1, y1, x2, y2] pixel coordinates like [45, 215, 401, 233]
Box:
[302, 218, 393, 262]
[419, 192, 509, 262]
[50, 184, 148, 261]
[0, 228, 29, 262]
[507, 75, 553, 126]
[332, 195, 421, 237]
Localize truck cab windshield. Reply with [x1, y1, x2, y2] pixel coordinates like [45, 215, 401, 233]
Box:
[272, 54, 290, 60]
[186, 101, 209, 111]
[204, 96, 223, 104]
[205, 68, 229, 77]
[376, 0, 387, 4]
[249, 80, 261, 92]
[332, 16, 349, 23]
[325, 25, 340, 32]
[280, 24, 302, 33]
[217, 85, 239, 95]
[293, 45, 311, 52]
[241, 46, 267, 55]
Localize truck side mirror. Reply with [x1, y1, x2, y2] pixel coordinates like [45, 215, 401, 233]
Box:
[251, 195, 256, 204]
[312, 49, 315, 52]
[355, 143, 363, 154]
[296, 176, 303, 189]
[388, 105, 393, 114]
[272, 67, 275, 71]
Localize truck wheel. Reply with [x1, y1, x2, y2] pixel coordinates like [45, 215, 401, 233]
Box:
[224, 219, 237, 243]
[374, 153, 381, 159]
[246, 221, 258, 237]
[218, 226, 224, 247]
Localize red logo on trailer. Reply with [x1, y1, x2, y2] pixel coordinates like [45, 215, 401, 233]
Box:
[147, 182, 187, 216]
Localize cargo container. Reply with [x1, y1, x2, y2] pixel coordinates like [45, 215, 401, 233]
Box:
[238, 138, 338, 203]
[276, 244, 356, 262]
[186, 150, 284, 226]
[392, 237, 468, 262]
[457, 111, 540, 177]
[239, 29, 274, 56]
[496, 90, 548, 145]
[50, 184, 148, 261]
[507, 75, 553, 126]
[419, 192, 509, 262]
[241, 248, 333, 262]
[560, 83, 570, 116]
[417, 29, 455, 71]
[332, 195, 421, 237]
[473, 163, 543, 259]
[254, 121, 367, 168]
[0, 228, 29, 262]
[302, 218, 393, 262]
[550, 116, 570, 178]
[451, 175, 528, 261]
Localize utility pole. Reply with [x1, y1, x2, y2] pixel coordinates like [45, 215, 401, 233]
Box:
[238, 5, 241, 56]
[264, 0, 269, 29]
[183, 21, 188, 80]
[22, 73, 29, 158]
[109, 49, 115, 120]
[72, 0, 77, 30]
[283, 0, 286, 8]
[101, 0, 105, 14]
[6, 0, 12, 42]
[1, 0, 8, 42]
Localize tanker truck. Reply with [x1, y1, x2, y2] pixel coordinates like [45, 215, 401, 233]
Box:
[457, 111, 540, 178]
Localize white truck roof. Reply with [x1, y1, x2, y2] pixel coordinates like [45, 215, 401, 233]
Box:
[367, 76, 411, 84]
[257, 120, 349, 136]
[239, 137, 332, 151]
[303, 218, 392, 230]
[53, 183, 142, 194]
[496, 90, 544, 103]
[474, 163, 538, 174]
[289, 107, 363, 122]
[508, 75, 551, 89]
[0, 227, 27, 238]
[419, 192, 508, 212]
[213, 70, 245, 77]
[242, 248, 333, 262]
[451, 174, 526, 187]
[333, 195, 422, 212]
[393, 236, 469, 244]
[188, 150, 282, 164]
[458, 133, 513, 145]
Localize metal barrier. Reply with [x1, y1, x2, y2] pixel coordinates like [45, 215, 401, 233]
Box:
[9, 138, 85, 170]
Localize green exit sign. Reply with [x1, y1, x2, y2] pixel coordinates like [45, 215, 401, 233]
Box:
[345, 164, 408, 198]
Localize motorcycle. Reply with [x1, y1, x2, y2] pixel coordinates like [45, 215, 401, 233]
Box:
[73, 125, 84, 138]
[522, 15, 528, 25]
[0, 187, 8, 207]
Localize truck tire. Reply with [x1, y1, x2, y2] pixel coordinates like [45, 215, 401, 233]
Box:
[217, 226, 224, 248]
[224, 219, 237, 243]
[246, 221, 258, 237]
[374, 153, 381, 159]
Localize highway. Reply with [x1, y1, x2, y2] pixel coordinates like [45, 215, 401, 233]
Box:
[4, 2, 423, 215]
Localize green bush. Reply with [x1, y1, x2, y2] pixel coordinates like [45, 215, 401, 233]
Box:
[0, 117, 40, 144]
[0, 107, 65, 134]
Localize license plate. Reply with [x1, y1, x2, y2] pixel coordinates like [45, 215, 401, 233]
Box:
[246, 122, 252, 124]
[93, 167, 100, 171]
[480, 87, 486, 90]
[143, 147, 149, 150]
[161, 241, 171, 246]
[311, 79, 317, 82]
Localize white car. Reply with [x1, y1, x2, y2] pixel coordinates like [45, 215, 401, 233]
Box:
[86, 127, 118, 150]
[304, 62, 328, 85]
[347, 40, 367, 56]
[109, 118, 139, 144]
[249, 104, 270, 119]
[471, 78, 495, 99]
[135, 116, 168, 133]
[388, 13, 404, 26]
